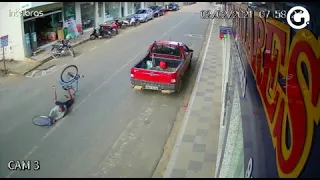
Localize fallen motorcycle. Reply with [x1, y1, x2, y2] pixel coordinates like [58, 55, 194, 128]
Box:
[90, 26, 112, 40]
[51, 41, 75, 59]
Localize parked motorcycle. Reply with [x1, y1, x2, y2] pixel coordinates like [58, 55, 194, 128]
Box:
[126, 16, 141, 27]
[51, 40, 75, 59]
[114, 19, 127, 29]
[90, 26, 112, 40]
[101, 23, 118, 36]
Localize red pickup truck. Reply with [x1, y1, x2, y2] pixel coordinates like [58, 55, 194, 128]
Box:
[130, 40, 194, 94]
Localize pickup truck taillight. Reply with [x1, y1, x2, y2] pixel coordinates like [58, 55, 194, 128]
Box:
[130, 68, 135, 78]
[170, 74, 177, 83]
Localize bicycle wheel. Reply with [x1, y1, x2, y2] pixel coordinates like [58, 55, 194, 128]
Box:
[60, 65, 78, 83]
[32, 115, 52, 126]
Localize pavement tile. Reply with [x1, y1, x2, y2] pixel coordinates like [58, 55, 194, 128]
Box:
[203, 96, 214, 102]
[198, 116, 212, 124]
[196, 129, 209, 136]
[190, 110, 201, 117]
[185, 170, 209, 178]
[189, 152, 206, 162]
[202, 162, 216, 177]
[179, 142, 194, 153]
[204, 153, 217, 163]
[182, 134, 196, 143]
[192, 143, 207, 152]
[194, 136, 210, 145]
[171, 169, 187, 178]
[188, 160, 204, 172]
[174, 153, 191, 170]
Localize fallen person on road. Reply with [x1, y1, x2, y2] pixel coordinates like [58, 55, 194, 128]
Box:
[48, 86, 75, 125]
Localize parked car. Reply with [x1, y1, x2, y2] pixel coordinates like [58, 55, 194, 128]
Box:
[130, 40, 194, 94]
[149, 5, 165, 17]
[168, 3, 180, 11]
[132, 8, 154, 22]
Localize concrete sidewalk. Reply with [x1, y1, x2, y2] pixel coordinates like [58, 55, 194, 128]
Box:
[163, 16, 225, 177]
[0, 30, 91, 76]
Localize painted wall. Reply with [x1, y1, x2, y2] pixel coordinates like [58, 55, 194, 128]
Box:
[229, 2, 320, 178]
[0, 2, 26, 61]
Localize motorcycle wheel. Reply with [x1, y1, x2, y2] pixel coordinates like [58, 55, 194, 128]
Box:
[52, 48, 60, 59]
[52, 54, 60, 59]
[90, 35, 96, 40]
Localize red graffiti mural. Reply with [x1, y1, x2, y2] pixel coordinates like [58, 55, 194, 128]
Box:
[232, 3, 320, 178]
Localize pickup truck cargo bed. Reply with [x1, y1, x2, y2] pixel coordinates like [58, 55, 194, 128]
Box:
[135, 57, 182, 72]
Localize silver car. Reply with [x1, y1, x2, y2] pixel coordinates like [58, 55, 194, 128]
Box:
[134, 8, 154, 22]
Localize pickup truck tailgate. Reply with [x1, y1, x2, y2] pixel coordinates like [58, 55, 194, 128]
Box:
[132, 69, 175, 84]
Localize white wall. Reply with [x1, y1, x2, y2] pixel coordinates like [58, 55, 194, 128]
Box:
[0, 2, 26, 61]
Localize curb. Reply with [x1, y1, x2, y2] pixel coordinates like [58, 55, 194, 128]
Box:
[21, 37, 90, 76]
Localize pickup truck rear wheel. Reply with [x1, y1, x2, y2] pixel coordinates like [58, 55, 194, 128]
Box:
[188, 54, 193, 69]
[177, 79, 182, 93]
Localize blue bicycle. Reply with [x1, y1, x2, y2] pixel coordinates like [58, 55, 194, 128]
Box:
[32, 65, 83, 126]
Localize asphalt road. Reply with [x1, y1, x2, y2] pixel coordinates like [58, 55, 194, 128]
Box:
[0, 3, 210, 178]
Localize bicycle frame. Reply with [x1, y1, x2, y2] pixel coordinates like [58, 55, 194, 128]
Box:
[53, 74, 81, 102]
[59, 74, 81, 93]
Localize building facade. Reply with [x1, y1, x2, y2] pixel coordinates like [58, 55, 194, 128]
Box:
[216, 2, 320, 178]
[0, 2, 154, 61]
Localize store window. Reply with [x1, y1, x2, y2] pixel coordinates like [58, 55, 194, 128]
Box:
[24, 10, 63, 51]
[105, 2, 120, 21]
[63, 2, 76, 21]
[127, 2, 133, 15]
[105, 2, 113, 22]
[134, 2, 141, 12]
[80, 2, 95, 30]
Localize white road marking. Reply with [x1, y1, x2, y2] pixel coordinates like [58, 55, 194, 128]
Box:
[18, 12, 196, 169]
[24, 146, 39, 159]
[164, 17, 215, 178]
[160, 16, 192, 38]
[29, 64, 67, 79]
[90, 46, 99, 51]
[74, 53, 84, 60]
